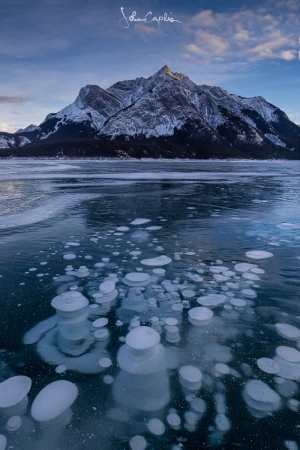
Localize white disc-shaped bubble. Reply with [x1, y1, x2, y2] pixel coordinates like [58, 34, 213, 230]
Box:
[129, 435, 147, 450]
[188, 307, 213, 326]
[147, 418, 165, 435]
[146, 226, 162, 231]
[51, 291, 88, 313]
[125, 326, 160, 350]
[215, 363, 230, 375]
[179, 366, 202, 383]
[276, 346, 300, 363]
[190, 398, 207, 414]
[63, 254, 76, 260]
[117, 226, 129, 232]
[99, 280, 115, 294]
[140, 255, 172, 266]
[230, 298, 246, 307]
[131, 218, 151, 225]
[99, 358, 112, 368]
[55, 365, 67, 374]
[167, 413, 181, 428]
[0, 376, 32, 408]
[197, 294, 226, 307]
[31, 380, 78, 422]
[275, 323, 300, 340]
[93, 329, 109, 341]
[245, 250, 273, 259]
[257, 358, 280, 374]
[6, 415, 22, 431]
[242, 289, 257, 298]
[92, 318, 109, 328]
[165, 317, 178, 326]
[244, 379, 280, 404]
[153, 268, 165, 276]
[0, 435, 7, 450]
[234, 263, 257, 272]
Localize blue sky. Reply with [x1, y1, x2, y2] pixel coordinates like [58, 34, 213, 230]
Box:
[0, 0, 299, 132]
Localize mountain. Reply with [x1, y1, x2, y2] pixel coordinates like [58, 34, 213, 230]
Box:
[0, 66, 299, 159]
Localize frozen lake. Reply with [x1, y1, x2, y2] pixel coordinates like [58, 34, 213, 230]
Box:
[0, 159, 300, 450]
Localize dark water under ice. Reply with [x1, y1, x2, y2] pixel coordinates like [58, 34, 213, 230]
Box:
[0, 159, 300, 450]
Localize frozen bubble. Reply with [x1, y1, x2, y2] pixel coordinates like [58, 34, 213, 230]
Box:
[284, 441, 299, 450]
[243, 379, 281, 411]
[51, 291, 89, 316]
[65, 242, 80, 246]
[179, 365, 202, 388]
[99, 280, 115, 294]
[63, 254, 76, 260]
[242, 272, 260, 281]
[129, 435, 147, 450]
[215, 363, 230, 375]
[131, 218, 151, 225]
[245, 250, 273, 259]
[29, 268, 37, 271]
[94, 329, 109, 341]
[204, 344, 232, 363]
[103, 375, 114, 385]
[235, 263, 257, 272]
[230, 298, 246, 307]
[188, 307, 213, 326]
[140, 255, 172, 266]
[153, 268, 165, 276]
[92, 318, 109, 328]
[215, 414, 231, 432]
[95, 262, 105, 267]
[190, 398, 207, 414]
[167, 413, 181, 428]
[210, 266, 229, 273]
[250, 268, 265, 274]
[123, 272, 150, 286]
[130, 251, 142, 256]
[146, 226, 162, 231]
[99, 358, 112, 368]
[257, 358, 280, 374]
[6, 415, 22, 431]
[275, 323, 300, 340]
[0, 375, 32, 408]
[148, 418, 165, 435]
[172, 303, 183, 313]
[126, 326, 160, 351]
[197, 294, 226, 308]
[182, 289, 195, 299]
[55, 365, 67, 374]
[117, 226, 129, 232]
[31, 380, 78, 421]
[277, 222, 299, 229]
[242, 289, 257, 298]
[0, 435, 7, 450]
[165, 317, 178, 326]
[276, 346, 300, 363]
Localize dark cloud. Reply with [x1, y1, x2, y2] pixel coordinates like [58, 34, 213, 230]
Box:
[0, 95, 30, 104]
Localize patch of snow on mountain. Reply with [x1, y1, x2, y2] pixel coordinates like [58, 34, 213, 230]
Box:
[265, 133, 286, 148]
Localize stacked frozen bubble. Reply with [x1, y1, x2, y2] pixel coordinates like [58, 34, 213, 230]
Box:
[113, 326, 171, 411]
[188, 307, 213, 326]
[242, 380, 281, 418]
[51, 291, 89, 319]
[122, 272, 150, 287]
[273, 346, 300, 381]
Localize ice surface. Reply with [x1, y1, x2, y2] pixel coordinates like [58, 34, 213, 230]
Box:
[140, 255, 172, 266]
[245, 250, 273, 259]
[275, 323, 300, 340]
[31, 380, 78, 421]
[148, 418, 165, 435]
[125, 326, 160, 350]
[0, 376, 32, 408]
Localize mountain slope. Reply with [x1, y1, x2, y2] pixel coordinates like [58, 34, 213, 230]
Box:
[1, 66, 299, 159]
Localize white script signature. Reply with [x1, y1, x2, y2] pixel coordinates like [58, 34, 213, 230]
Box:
[119, 7, 181, 29]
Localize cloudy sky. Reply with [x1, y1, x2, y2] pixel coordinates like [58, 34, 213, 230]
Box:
[0, 0, 299, 132]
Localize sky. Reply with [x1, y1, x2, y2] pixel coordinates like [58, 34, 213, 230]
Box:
[0, 0, 299, 133]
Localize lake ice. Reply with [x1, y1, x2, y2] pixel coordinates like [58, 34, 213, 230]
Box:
[0, 159, 300, 450]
